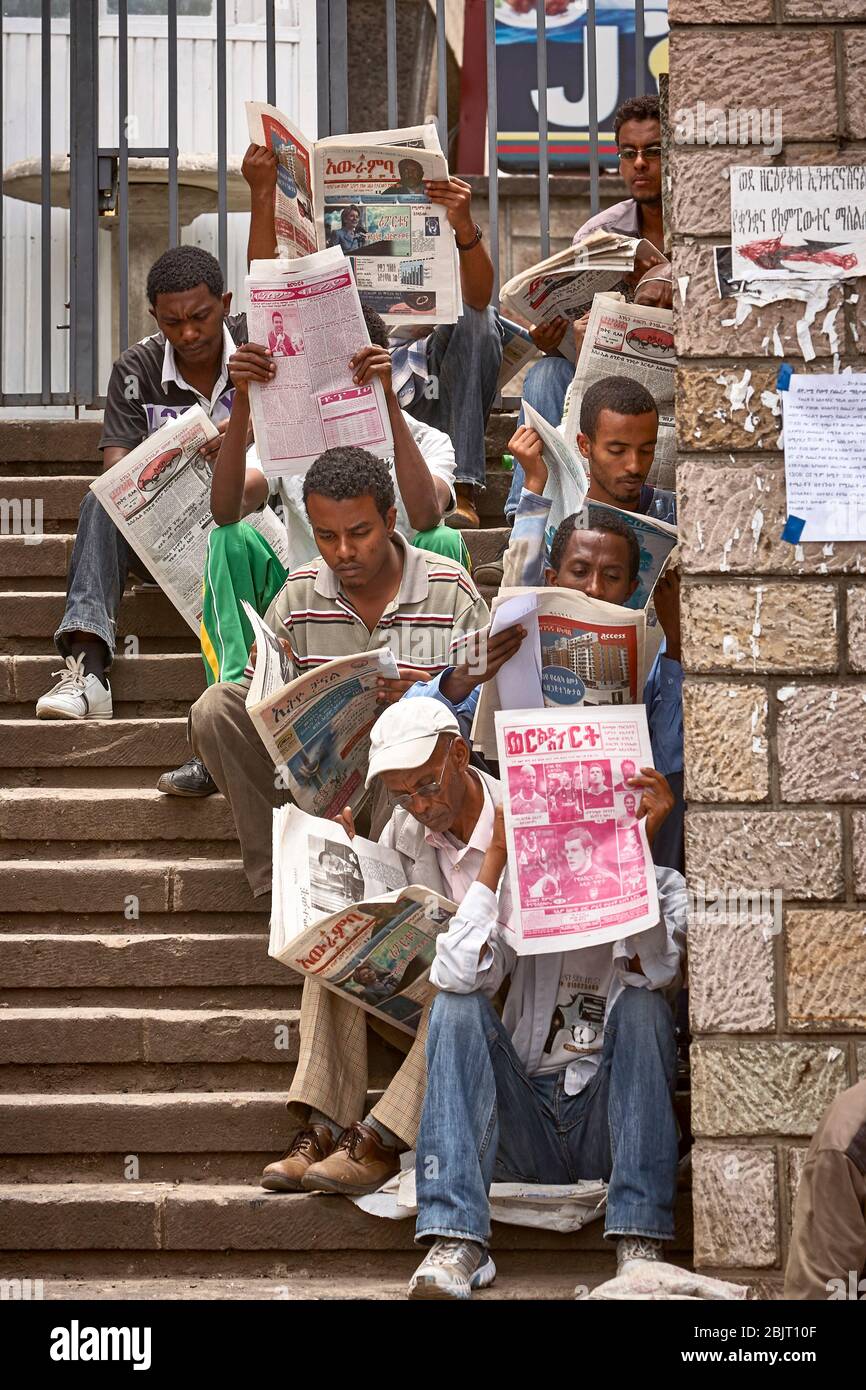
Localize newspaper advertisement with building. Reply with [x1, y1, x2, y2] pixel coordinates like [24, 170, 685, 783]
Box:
[495, 704, 660, 955]
[245, 248, 393, 476]
[500, 233, 638, 365]
[471, 586, 646, 758]
[313, 123, 461, 325]
[562, 294, 676, 474]
[90, 405, 289, 634]
[243, 610, 400, 818]
[268, 803, 456, 1036]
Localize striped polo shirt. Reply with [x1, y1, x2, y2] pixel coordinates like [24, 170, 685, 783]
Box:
[263, 531, 490, 680]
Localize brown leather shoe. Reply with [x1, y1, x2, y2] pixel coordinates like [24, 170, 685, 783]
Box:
[301, 1121, 401, 1196]
[260, 1124, 336, 1192]
[446, 483, 480, 530]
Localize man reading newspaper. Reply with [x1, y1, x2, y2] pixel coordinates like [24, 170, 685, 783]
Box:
[504, 94, 670, 519]
[499, 377, 683, 871]
[188, 450, 492, 900]
[35, 246, 248, 732]
[260, 697, 505, 1197]
[243, 140, 502, 529]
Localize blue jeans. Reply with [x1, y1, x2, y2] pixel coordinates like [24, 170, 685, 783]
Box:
[504, 355, 574, 519]
[405, 306, 504, 489]
[415, 985, 678, 1247]
[55, 491, 152, 663]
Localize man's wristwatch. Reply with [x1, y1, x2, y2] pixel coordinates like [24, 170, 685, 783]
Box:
[454, 222, 483, 252]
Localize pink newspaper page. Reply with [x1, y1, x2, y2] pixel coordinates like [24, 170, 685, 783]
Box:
[495, 705, 660, 956]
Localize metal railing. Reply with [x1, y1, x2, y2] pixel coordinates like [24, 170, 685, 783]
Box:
[0, 0, 656, 409]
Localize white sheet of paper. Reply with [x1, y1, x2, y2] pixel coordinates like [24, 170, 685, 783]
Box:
[783, 373, 866, 541]
[491, 592, 543, 711]
[730, 165, 866, 281]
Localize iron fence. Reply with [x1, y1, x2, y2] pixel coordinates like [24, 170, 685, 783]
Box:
[0, 0, 656, 408]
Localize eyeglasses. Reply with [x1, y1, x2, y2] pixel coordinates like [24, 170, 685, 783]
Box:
[389, 739, 454, 810]
[618, 145, 663, 163]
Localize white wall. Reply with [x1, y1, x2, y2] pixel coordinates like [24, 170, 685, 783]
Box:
[1, 0, 317, 402]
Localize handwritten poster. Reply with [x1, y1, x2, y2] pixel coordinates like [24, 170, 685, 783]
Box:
[730, 166, 866, 280]
[783, 374, 866, 542]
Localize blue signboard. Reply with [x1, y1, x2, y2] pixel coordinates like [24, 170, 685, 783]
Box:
[495, 0, 669, 170]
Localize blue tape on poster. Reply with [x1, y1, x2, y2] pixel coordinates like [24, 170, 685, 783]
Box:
[776, 363, 793, 392]
[781, 515, 806, 544]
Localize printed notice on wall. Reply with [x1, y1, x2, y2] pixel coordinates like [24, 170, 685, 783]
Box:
[730, 166, 866, 280]
[783, 374, 866, 542]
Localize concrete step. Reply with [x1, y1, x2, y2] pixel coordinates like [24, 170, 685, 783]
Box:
[0, 933, 289, 988]
[0, 654, 206, 706]
[0, 787, 236, 841]
[0, 591, 192, 640]
[0, 421, 103, 466]
[0, 718, 189, 769]
[0, 475, 91, 527]
[0, 1008, 299, 1066]
[0, 859, 260, 913]
[0, 534, 71, 578]
[0, 1093, 292, 1154]
[16, 1257, 623, 1299]
[0, 1181, 689, 1255]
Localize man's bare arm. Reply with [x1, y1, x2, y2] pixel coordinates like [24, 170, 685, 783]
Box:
[425, 177, 494, 311]
[243, 143, 278, 268]
[102, 446, 130, 474]
[351, 344, 444, 532]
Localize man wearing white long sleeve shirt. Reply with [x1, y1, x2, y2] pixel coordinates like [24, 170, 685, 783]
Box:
[361, 696, 688, 1302]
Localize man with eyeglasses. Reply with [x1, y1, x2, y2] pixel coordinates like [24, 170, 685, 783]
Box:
[504, 94, 670, 520]
[260, 697, 505, 1198]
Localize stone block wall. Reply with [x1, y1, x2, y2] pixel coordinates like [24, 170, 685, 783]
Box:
[670, 3, 866, 1282]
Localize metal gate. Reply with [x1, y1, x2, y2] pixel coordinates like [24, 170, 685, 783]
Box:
[0, 0, 656, 409]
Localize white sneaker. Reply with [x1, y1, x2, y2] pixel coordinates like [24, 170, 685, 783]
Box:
[36, 655, 113, 720]
[408, 1239, 496, 1300]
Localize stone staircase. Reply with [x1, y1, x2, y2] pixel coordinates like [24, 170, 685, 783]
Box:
[0, 422, 692, 1299]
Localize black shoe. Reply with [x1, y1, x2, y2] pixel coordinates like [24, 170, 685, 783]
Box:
[157, 755, 218, 797]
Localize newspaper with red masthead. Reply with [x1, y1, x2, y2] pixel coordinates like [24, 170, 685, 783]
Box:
[245, 247, 393, 476]
[562, 292, 676, 479]
[269, 804, 456, 1036]
[495, 704, 660, 956]
[245, 102, 460, 325]
[89, 404, 289, 632]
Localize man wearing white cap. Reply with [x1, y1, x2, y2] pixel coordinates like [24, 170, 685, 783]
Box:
[261, 695, 508, 1198]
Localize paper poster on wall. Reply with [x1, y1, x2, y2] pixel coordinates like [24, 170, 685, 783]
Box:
[782, 373, 866, 542]
[730, 166, 866, 281]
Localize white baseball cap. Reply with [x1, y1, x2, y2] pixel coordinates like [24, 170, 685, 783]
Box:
[365, 696, 460, 787]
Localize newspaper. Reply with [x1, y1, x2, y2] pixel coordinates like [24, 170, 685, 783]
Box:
[89, 405, 289, 633]
[245, 248, 394, 476]
[498, 317, 539, 392]
[268, 805, 456, 1036]
[472, 586, 647, 759]
[242, 604, 399, 818]
[246, 103, 461, 325]
[562, 293, 676, 480]
[499, 232, 638, 366]
[353, 1151, 607, 1233]
[496, 704, 660, 955]
[520, 400, 588, 531]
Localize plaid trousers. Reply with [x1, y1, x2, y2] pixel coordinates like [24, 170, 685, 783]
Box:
[287, 977, 429, 1149]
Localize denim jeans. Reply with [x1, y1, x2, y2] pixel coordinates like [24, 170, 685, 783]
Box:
[55, 491, 152, 663]
[415, 984, 678, 1247]
[504, 355, 574, 519]
[405, 305, 504, 489]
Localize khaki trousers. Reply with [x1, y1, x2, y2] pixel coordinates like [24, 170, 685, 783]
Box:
[190, 679, 283, 898]
[287, 977, 430, 1150]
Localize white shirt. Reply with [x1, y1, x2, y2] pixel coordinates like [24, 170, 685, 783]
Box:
[161, 322, 236, 414]
[246, 411, 456, 570]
